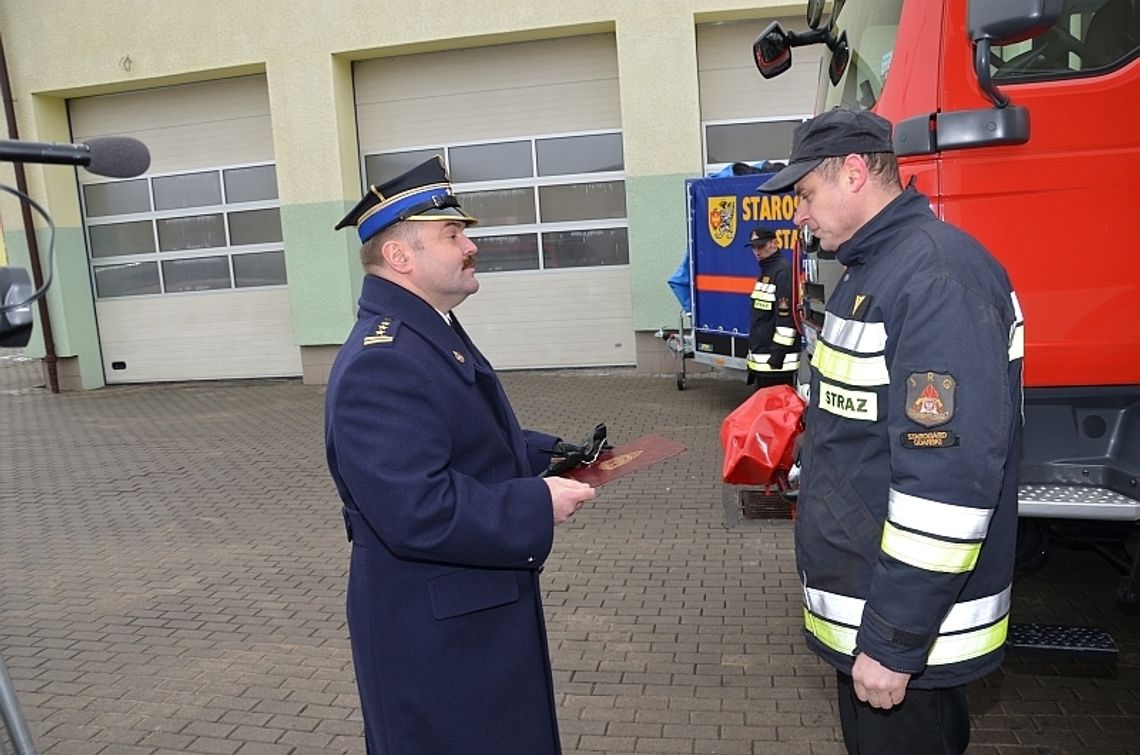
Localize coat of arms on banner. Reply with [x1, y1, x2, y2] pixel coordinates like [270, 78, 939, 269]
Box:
[708, 196, 737, 248]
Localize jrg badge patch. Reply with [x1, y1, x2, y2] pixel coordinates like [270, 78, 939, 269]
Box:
[905, 371, 956, 427]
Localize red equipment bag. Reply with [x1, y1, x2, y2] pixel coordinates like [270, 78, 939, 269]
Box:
[719, 384, 806, 486]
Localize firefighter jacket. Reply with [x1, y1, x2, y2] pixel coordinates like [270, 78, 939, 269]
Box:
[747, 251, 801, 375]
[796, 186, 1024, 689]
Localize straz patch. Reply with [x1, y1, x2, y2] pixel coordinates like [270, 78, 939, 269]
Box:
[708, 196, 737, 248]
[901, 429, 959, 449]
[851, 294, 872, 320]
[819, 381, 878, 421]
[905, 372, 956, 427]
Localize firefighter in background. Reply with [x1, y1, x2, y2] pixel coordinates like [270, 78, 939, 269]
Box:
[745, 226, 800, 388]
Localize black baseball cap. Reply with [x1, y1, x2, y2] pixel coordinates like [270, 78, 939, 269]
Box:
[758, 108, 894, 193]
[744, 227, 777, 247]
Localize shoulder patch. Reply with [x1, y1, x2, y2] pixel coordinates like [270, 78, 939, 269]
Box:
[362, 317, 398, 346]
[905, 371, 956, 427]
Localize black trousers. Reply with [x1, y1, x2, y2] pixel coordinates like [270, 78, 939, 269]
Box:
[836, 672, 970, 755]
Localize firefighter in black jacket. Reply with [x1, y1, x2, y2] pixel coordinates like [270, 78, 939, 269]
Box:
[759, 108, 1023, 754]
[745, 226, 800, 388]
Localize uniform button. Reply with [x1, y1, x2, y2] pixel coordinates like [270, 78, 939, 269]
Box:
[527, 557, 535, 563]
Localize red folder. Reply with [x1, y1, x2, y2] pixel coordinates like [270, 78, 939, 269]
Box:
[562, 434, 686, 487]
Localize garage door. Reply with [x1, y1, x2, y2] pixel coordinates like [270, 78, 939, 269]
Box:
[697, 19, 825, 170]
[353, 34, 634, 370]
[70, 75, 301, 383]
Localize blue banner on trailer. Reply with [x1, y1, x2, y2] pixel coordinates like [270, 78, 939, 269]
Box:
[684, 173, 800, 372]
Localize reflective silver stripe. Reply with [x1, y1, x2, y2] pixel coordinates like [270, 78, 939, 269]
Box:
[802, 585, 1012, 664]
[811, 340, 890, 387]
[775, 326, 797, 337]
[754, 301, 773, 311]
[773, 332, 797, 346]
[822, 312, 888, 354]
[881, 522, 981, 573]
[804, 585, 1010, 633]
[888, 489, 993, 541]
[747, 353, 800, 372]
[804, 585, 864, 627]
[1008, 291, 1024, 361]
[940, 585, 1011, 632]
[1009, 323, 1024, 361]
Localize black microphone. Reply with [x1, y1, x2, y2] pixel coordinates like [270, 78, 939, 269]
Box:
[0, 136, 150, 178]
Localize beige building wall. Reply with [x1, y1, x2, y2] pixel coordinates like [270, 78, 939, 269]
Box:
[0, 0, 809, 386]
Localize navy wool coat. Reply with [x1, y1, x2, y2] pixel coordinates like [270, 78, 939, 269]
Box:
[325, 275, 562, 755]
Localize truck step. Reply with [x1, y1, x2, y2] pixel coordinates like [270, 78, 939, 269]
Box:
[1006, 623, 1118, 662]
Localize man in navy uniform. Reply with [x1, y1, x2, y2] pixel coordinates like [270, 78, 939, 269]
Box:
[744, 226, 800, 388]
[326, 156, 596, 754]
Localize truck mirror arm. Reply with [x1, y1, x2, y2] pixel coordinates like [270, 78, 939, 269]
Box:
[974, 38, 1011, 109]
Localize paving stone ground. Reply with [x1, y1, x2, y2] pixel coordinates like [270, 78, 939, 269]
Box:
[2, 348, 1138, 754]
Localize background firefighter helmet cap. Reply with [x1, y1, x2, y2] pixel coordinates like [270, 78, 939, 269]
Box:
[744, 226, 778, 247]
[758, 108, 894, 193]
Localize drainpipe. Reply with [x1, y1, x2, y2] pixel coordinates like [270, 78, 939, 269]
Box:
[0, 35, 60, 393]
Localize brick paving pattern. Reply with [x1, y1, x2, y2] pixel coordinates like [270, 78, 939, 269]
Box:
[2, 348, 1138, 754]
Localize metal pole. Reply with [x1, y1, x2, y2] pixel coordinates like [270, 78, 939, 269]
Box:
[0, 656, 38, 755]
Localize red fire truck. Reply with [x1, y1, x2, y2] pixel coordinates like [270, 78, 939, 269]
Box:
[753, 0, 1140, 614]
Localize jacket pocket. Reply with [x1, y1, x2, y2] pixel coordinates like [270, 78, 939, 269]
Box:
[820, 477, 883, 569]
[428, 569, 520, 620]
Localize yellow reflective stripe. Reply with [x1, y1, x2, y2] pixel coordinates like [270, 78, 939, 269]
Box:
[804, 585, 1011, 634]
[928, 617, 1008, 665]
[747, 355, 799, 372]
[821, 312, 888, 353]
[888, 489, 992, 541]
[881, 522, 981, 573]
[812, 340, 890, 387]
[804, 608, 857, 655]
[803, 612, 1009, 666]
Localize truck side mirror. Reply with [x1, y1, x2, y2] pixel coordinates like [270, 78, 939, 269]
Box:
[753, 22, 793, 79]
[968, 0, 1063, 46]
[967, 0, 1063, 108]
[806, 0, 825, 29]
